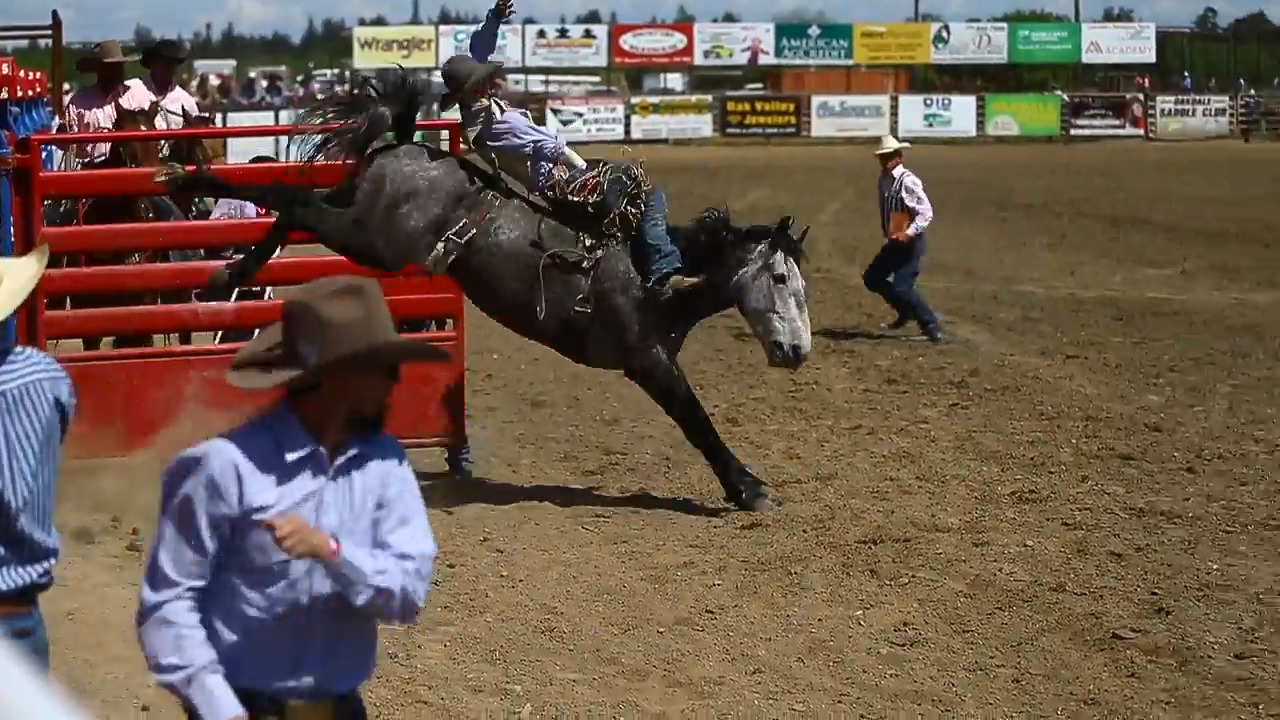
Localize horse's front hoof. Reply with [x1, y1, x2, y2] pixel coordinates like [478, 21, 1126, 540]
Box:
[744, 495, 775, 512]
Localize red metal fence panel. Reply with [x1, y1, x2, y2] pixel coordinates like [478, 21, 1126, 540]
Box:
[8, 120, 467, 458]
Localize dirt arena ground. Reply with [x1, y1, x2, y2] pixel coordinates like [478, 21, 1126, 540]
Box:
[41, 141, 1279, 717]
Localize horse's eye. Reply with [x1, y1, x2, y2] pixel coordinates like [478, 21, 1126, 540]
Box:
[771, 271, 788, 285]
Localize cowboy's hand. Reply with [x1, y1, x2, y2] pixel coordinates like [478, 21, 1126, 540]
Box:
[263, 515, 332, 561]
[493, 0, 515, 20]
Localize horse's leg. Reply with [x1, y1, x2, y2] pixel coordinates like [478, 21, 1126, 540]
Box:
[624, 346, 771, 512]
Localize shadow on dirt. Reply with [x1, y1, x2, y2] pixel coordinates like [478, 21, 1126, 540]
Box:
[416, 471, 733, 518]
[815, 327, 908, 341]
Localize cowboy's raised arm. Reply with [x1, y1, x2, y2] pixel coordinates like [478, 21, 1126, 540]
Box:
[136, 442, 246, 720]
[469, 7, 503, 63]
[323, 438, 437, 624]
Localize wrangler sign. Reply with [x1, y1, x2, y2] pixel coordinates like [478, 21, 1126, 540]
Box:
[719, 95, 802, 136]
[1154, 95, 1232, 139]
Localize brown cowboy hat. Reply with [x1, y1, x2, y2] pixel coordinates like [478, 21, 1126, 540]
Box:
[74, 40, 140, 73]
[141, 39, 188, 69]
[225, 276, 450, 390]
[439, 54, 504, 111]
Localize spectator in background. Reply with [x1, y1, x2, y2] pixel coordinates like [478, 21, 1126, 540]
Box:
[0, 245, 76, 674]
[1181, 71, 1193, 91]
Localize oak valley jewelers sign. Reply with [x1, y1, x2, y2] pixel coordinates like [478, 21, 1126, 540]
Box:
[896, 95, 978, 137]
[1081, 22, 1156, 64]
[438, 24, 524, 67]
[1154, 95, 1232, 138]
[773, 24, 853, 65]
[627, 95, 714, 140]
[1007, 22, 1080, 63]
[545, 97, 625, 142]
[693, 23, 776, 66]
[809, 94, 891, 137]
[1066, 93, 1146, 136]
[351, 26, 437, 69]
[983, 93, 1063, 136]
[523, 24, 609, 67]
[929, 22, 1008, 64]
[611, 23, 694, 66]
[719, 95, 801, 136]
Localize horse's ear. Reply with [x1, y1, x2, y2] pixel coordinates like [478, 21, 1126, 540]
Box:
[797, 225, 810, 248]
[774, 215, 794, 235]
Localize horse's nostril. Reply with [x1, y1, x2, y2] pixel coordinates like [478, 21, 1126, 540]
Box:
[788, 343, 803, 359]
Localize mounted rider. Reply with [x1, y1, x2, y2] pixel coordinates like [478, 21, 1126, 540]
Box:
[439, 0, 702, 296]
[59, 40, 140, 168]
[122, 39, 202, 155]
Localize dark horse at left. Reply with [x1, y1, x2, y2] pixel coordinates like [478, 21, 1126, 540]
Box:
[160, 71, 812, 512]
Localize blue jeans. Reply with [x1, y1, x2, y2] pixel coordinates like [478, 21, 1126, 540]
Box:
[0, 605, 51, 673]
[863, 235, 939, 333]
[571, 167, 684, 286]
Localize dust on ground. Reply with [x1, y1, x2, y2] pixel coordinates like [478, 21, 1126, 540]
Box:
[44, 142, 1280, 718]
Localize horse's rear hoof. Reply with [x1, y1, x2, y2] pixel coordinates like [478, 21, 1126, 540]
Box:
[746, 495, 775, 512]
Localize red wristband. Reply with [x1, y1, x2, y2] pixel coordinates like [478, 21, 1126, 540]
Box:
[327, 535, 341, 563]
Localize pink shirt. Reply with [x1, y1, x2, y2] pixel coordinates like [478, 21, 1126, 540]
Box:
[61, 85, 128, 163]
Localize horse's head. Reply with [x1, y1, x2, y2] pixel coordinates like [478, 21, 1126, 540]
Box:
[111, 100, 163, 167]
[679, 209, 812, 370]
[169, 108, 223, 165]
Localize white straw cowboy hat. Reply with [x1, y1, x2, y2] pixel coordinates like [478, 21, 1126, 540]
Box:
[226, 275, 450, 390]
[0, 245, 50, 320]
[873, 135, 912, 155]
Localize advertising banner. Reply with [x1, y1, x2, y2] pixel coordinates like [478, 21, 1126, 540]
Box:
[774, 24, 854, 65]
[523, 23, 609, 67]
[929, 22, 1009, 64]
[719, 95, 801, 136]
[853, 23, 932, 65]
[1007, 22, 1080, 63]
[438, 24, 524, 67]
[1154, 95, 1232, 138]
[983, 93, 1063, 136]
[628, 95, 714, 140]
[351, 25, 438, 69]
[896, 95, 979, 138]
[611, 23, 694, 66]
[1081, 22, 1157, 64]
[1066, 93, 1146, 136]
[545, 97, 626, 143]
[809, 94, 891, 137]
[693, 23, 776, 66]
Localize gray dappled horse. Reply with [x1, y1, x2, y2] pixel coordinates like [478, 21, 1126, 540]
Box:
[159, 71, 812, 512]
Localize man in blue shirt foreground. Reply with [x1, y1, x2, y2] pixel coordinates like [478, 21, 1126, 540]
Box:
[136, 276, 446, 720]
[0, 244, 76, 674]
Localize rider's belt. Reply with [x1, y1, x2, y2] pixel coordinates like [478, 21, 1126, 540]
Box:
[231, 688, 363, 720]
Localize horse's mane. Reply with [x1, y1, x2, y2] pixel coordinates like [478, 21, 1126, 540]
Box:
[292, 68, 428, 166]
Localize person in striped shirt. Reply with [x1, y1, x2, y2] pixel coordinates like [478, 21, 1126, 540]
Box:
[864, 135, 944, 344]
[0, 245, 76, 673]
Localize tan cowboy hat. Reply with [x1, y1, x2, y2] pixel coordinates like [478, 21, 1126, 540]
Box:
[225, 275, 449, 390]
[873, 135, 912, 155]
[74, 40, 140, 73]
[0, 245, 50, 320]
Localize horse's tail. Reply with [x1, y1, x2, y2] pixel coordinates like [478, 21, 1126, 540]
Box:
[292, 67, 427, 165]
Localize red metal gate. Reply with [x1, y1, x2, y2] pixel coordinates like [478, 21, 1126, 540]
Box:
[8, 121, 467, 458]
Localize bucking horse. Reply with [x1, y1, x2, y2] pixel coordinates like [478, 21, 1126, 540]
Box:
[158, 71, 812, 512]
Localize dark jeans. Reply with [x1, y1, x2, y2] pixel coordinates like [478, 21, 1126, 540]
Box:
[186, 690, 367, 720]
[567, 166, 683, 286]
[863, 235, 939, 333]
[0, 605, 50, 673]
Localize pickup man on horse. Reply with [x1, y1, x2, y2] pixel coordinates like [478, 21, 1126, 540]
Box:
[441, 0, 702, 297]
[124, 39, 201, 135]
[59, 40, 140, 167]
